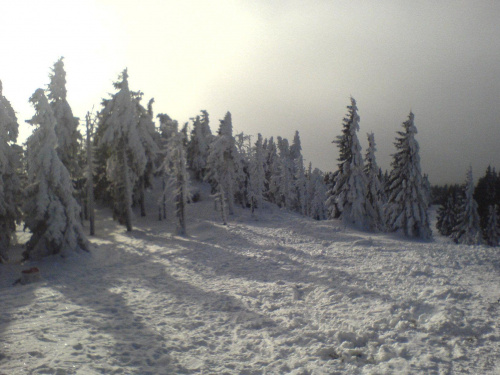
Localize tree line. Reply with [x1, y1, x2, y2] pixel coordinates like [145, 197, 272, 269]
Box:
[1, 59, 498, 263]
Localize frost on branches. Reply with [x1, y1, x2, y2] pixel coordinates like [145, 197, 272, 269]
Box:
[98, 70, 148, 231]
[47, 57, 81, 178]
[23, 89, 89, 260]
[206, 112, 239, 219]
[161, 128, 189, 235]
[326, 98, 373, 230]
[484, 205, 500, 247]
[0, 80, 22, 262]
[386, 112, 431, 239]
[364, 132, 386, 231]
[248, 133, 266, 213]
[187, 110, 213, 181]
[452, 167, 483, 245]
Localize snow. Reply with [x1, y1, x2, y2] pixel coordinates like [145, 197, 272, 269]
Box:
[2, 185, 500, 374]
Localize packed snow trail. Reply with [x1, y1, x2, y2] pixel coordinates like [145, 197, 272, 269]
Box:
[1, 193, 500, 374]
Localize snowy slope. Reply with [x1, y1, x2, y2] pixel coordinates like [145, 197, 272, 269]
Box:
[1, 186, 500, 374]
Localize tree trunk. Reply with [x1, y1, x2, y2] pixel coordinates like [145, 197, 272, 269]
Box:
[86, 114, 95, 236]
[122, 145, 133, 232]
[139, 176, 146, 217]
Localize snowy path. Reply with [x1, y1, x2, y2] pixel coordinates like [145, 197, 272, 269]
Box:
[1, 197, 500, 374]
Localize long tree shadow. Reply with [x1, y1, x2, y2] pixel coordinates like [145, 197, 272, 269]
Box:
[48, 235, 271, 374]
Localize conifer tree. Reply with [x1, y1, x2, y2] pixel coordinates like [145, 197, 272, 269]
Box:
[248, 133, 266, 213]
[99, 70, 147, 231]
[0, 81, 22, 262]
[134, 95, 159, 216]
[290, 131, 306, 214]
[436, 195, 459, 237]
[206, 112, 239, 217]
[85, 112, 96, 236]
[47, 57, 81, 178]
[23, 89, 89, 259]
[162, 128, 189, 235]
[484, 205, 500, 247]
[264, 137, 280, 205]
[364, 132, 386, 230]
[187, 111, 213, 181]
[307, 166, 328, 220]
[386, 112, 431, 239]
[276, 136, 294, 209]
[474, 166, 498, 230]
[452, 167, 483, 245]
[326, 98, 372, 229]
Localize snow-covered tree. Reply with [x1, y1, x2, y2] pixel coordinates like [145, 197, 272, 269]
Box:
[156, 114, 177, 220]
[326, 98, 372, 230]
[364, 132, 386, 231]
[307, 166, 328, 220]
[99, 69, 147, 231]
[474, 166, 498, 230]
[275, 136, 294, 209]
[264, 137, 280, 205]
[234, 132, 251, 208]
[290, 131, 306, 215]
[162, 128, 189, 235]
[134, 95, 159, 216]
[484, 205, 500, 247]
[0, 80, 22, 262]
[248, 133, 266, 213]
[85, 112, 96, 235]
[187, 111, 213, 181]
[47, 57, 81, 178]
[436, 195, 459, 237]
[386, 112, 431, 239]
[206, 112, 239, 218]
[294, 154, 307, 215]
[23, 89, 89, 260]
[452, 167, 483, 245]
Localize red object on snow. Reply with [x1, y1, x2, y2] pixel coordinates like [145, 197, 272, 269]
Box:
[22, 267, 40, 274]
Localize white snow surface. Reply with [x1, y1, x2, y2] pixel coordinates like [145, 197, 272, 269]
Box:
[2, 184, 500, 374]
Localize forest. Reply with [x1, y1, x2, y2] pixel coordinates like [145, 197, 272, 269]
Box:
[0, 58, 499, 264]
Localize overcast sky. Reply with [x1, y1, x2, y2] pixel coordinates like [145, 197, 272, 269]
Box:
[1, 0, 499, 185]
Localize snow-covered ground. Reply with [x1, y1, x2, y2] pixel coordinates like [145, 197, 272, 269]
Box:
[1, 186, 500, 374]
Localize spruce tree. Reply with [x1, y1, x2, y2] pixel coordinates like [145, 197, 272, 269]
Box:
[307, 166, 328, 220]
[326, 98, 372, 229]
[474, 166, 497, 230]
[436, 195, 459, 237]
[162, 128, 189, 235]
[452, 167, 483, 245]
[364, 132, 386, 231]
[23, 89, 89, 260]
[0, 81, 22, 262]
[206, 112, 239, 217]
[248, 133, 266, 213]
[134, 95, 159, 216]
[187, 111, 213, 181]
[98, 70, 147, 231]
[386, 112, 431, 239]
[47, 57, 81, 178]
[484, 205, 500, 247]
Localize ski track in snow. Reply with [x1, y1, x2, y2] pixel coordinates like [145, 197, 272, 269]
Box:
[1, 190, 500, 374]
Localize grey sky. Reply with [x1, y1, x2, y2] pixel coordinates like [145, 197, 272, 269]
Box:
[1, 0, 499, 184]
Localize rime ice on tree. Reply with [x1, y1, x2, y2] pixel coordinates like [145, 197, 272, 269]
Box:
[326, 98, 373, 230]
[23, 89, 89, 260]
[47, 57, 81, 178]
[99, 70, 148, 231]
[386, 112, 431, 239]
[206, 112, 239, 219]
[0, 80, 22, 262]
[452, 167, 483, 245]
